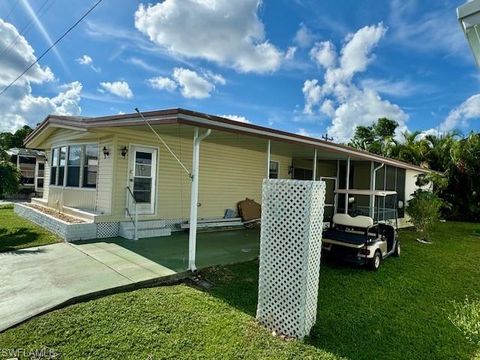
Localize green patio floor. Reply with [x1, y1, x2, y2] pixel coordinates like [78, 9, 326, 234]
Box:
[77, 228, 261, 272]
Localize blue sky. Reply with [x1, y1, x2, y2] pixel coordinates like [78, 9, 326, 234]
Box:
[0, 0, 479, 142]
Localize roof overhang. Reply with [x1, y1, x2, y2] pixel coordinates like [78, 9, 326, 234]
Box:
[458, 0, 480, 66]
[24, 108, 430, 173]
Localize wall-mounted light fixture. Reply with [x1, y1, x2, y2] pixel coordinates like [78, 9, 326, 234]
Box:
[121, 146, 128, 159]
[288, 165, 294, 175]
[102, 146, 110, 159]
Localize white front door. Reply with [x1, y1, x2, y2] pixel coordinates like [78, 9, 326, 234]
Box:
[128, 146, 157, 215]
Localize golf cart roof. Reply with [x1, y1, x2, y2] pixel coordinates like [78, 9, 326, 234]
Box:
[335, 189, 397, 197]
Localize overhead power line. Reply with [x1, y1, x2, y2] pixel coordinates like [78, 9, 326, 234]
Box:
[3, 0, 20, 22]
[0, 0, 104, 97]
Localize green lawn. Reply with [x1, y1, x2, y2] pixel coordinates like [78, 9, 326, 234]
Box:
[0, 222, 479, 359]
[0, 205, 60, 252]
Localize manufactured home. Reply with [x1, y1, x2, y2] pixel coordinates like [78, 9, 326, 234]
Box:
[18, 108, 428, 269]
[6, 147, 45, 196]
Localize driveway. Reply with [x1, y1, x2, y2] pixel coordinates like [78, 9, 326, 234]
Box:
[0, 242, 179, 332]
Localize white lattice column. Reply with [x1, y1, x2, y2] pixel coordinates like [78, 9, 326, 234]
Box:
[256, 179, 326, 339]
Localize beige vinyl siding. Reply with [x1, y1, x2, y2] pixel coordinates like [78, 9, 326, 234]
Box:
[42, 151, 50, 200]
[100, 129, 291, 222]
[95, 138, 114, 214]
[198, 141, 291, 218]
[48, 187, 96, 210]
[111, 131, 193, 221]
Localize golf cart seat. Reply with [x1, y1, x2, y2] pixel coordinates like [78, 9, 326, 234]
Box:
[323, 214, 378, 246]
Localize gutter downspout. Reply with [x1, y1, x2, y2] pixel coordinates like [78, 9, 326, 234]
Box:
[188, 127, 211, 272]
[371, 162, 385, 219]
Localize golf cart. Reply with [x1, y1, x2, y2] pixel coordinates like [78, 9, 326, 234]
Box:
[321, 190, 402, 270]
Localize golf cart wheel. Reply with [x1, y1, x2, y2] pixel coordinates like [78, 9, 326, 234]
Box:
[393, 241, 401, 257]
[368, 250, 382, 271]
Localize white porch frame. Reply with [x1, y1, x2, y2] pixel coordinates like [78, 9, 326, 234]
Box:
[188, 127, 212, 272]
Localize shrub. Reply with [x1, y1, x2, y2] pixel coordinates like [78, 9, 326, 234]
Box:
[449, 296, 480, 345]
[0, 160, 20, 197]
[405, 189, 443, 242]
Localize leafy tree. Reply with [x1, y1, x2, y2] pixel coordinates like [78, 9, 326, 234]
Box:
[406, 189, 443, 242]
[0, 125, 33, 151]
[0, 160, 20, 197]
[349, 118, 398, 156]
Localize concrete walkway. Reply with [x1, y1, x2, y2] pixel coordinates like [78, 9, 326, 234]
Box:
[0, 242, 178, 332]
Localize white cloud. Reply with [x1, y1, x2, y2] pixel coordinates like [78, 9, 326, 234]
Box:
[285, 46, 297, 61]
[302, 79, 322, 115]
[147, 76, 177, 92]
[297, 128, 311, 137]
[294, 23, 315, 48]
[148, 68, 225, 99]
[360, 78, 428, 98]
[339, 23, 386, 80]
[218, 114, 250, 123]
[0, 19, 53, 87]
[172, 68, 214, 99]
[76, 54, 100, 73]
[302, 23, 409, 142]
[99, 81, 133, 99]
[310, 41, 337, 69]
[0, 19, 82, 132]
[134, 0, 283, 73]
[438, 94, 480, 132]
[203, 70, 226, 85]
[76, 55, 93, 65]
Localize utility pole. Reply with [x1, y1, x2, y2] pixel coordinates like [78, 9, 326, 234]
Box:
[322, 133, 334, 142]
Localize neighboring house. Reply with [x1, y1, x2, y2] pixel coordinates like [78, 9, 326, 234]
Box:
[7, 147, 45, 195]
[22, 108, 428, 241]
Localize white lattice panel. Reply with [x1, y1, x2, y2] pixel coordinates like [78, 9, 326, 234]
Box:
[96, 222, 120, 238]
[256, 179, 326, 339]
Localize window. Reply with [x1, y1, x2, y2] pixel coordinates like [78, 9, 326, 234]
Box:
[58, 147, 66, 186]
[293, 167, 312, 180]
[83, 145, 98, 188]
[49, 144, 98, 188]
[133, 151, 153, 202]
[269, 161, 279, 179]
[67, 146, 82, 187]
[50, 148, 59, 185]
[36, 162, 44, 190]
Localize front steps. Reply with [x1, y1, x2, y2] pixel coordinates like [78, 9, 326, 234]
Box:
[119, 220, 171, 240]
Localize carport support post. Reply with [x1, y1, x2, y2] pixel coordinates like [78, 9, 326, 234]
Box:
[188, 127, 211, 272]
[345, 156, 350, 214]
[266, 140, 271, 179]
[312, 148, 317, 180]
[370, 162, 374, 218]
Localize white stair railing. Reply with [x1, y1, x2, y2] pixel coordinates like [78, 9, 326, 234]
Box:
[125, 186, 138, 240]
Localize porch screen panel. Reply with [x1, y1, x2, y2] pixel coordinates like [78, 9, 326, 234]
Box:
[396, 169, 406, 218]
[375, 164, 385, 190]
[338, 161, 347, 189]
[134, 151, 152, 203]
[67, 145, 81, 187]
